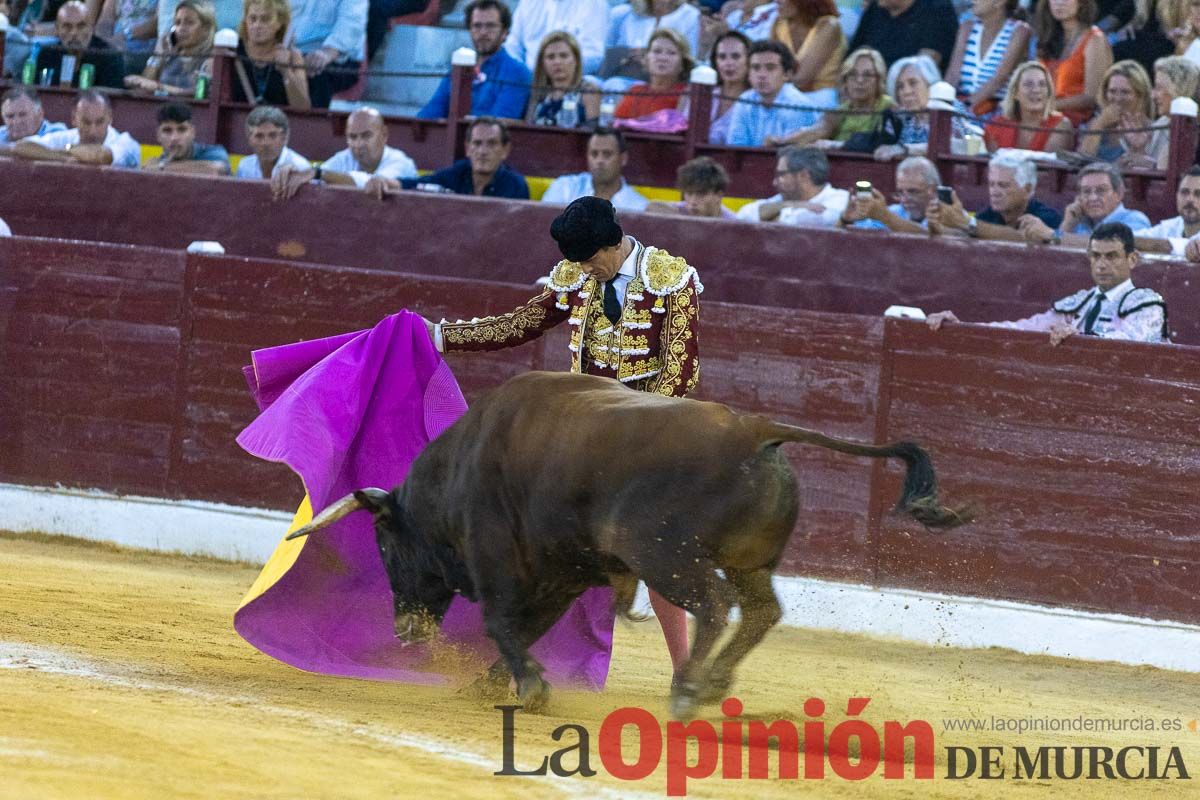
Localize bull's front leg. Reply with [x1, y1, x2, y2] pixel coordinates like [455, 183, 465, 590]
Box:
[477, 586, 577, 713]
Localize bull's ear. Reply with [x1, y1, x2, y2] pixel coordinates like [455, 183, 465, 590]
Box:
[354, 488, 391, 516]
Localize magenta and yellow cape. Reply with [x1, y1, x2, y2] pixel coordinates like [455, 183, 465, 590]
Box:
[233, 311, 616, 687]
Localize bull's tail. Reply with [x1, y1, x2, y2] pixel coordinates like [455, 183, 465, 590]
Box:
[761, 422, 973, 530]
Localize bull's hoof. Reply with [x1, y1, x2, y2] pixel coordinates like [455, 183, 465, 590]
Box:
[696, 672, 733, 705]
[517, 674, 551, 714]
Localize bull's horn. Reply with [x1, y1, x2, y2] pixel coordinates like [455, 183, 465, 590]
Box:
[285, 489, 384, 540]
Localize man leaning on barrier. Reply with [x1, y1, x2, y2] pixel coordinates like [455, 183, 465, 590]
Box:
[925, 222, 1168, 346]
[271, 106, 418, 201]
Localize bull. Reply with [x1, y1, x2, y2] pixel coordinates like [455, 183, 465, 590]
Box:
[288, 371, 969, 719]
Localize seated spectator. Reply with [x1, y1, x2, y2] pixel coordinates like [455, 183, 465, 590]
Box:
[945, 0, 1031, 116]
[124, 0, 214, 96]
[708, 0, 778, 44]
[400, 117, 529, 199]
[418, 0, 531, 121]
[4, 1, 34, 78]
[1136, 166, 1200, 256]
[646, 155, 736, 218]
[736, 145, 848, 226]
[235, 105, 311, 180]
[525, 32, 601, 127]
[925, 152, 1063, 241]
[927, 223, 1167, 344]
[35, 1, 124, 88]
[1077, 59, 1155, 162]
[367, 0, 430, 63]
[290, 0, 367, 109]
[709, 30, 751, 144]
[0, 87, 67, 144]
[1139, 55, 1200, 169]
[839, 154, 938, 233]
[541, 128, 649, 211]
[983, 61, 1074, 152]
[12, 90, 140, 167]
[1020, 162, 1151, 246]
[1035, 0, 1112, 125]
[728, 40, 822, 146]
[1099, 0, 1175, 72]
[608, 1, 702, 62]
[771, 47, 894, 147]
[156, 0, 239, 39]
[232, 0, 310, 109]
[771, 0, 845, 110]
[1171, 0, 1200, 56]
[847, 0, 958, 68]
[614, 28, 693, 120]
[271, 107, 418, 201]
[17, 0, 102, 36]
[873, 56, 981, 160]
[505, 0, 608, 75]
[142, 102, 229, 174]
[96, 0, 158, 56]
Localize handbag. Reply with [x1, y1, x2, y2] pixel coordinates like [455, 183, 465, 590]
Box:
[840, 107, 904, 153]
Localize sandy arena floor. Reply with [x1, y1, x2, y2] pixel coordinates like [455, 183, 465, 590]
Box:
[1, 531, 1198, 799]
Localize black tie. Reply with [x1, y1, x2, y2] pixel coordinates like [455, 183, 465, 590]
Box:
[1082, 292, 1106, 335]
[603, 279, 621, 325]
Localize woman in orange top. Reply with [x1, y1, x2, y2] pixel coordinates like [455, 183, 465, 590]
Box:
[614, 28, 694, 120]
[1035, 0, 1112, 125]
[984, 60, 1074, 151]
[771, 0, 846, 109]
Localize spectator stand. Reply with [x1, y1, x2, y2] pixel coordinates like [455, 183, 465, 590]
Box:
[2, 38, 1198, 218]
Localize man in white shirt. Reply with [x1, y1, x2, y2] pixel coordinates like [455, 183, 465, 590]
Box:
[541, 129, 648, 212]
[11, 91, 141, 168]
[0, 87, 67, 145]
[1140, 167, 1200, 258]
[736, 146, 848, 227]
[236, 106, 312, 181]
[505, 0, 609, 75]
[271, 107, 418, 201]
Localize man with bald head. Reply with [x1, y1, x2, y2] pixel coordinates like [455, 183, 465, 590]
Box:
[271, 106, 418, 201]
[13, 90, 141, 167]
[35, 1, 124, 89]
[0, 88, 67, 145]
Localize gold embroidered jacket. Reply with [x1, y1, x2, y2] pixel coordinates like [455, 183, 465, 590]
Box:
[441, 245, 702, 397]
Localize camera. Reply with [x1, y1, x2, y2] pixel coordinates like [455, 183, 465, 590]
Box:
[937, 185, 954, 204]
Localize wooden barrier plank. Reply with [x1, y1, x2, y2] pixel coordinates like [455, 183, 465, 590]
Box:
[876, 320, 1200, 622]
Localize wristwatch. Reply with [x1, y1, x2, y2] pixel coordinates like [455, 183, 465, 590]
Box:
[965, 215, 978, 237]
[1050, 232, 1063, 246]
[313, 165, 323, 182]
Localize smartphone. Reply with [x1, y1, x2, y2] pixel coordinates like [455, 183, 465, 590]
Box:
[169, 26, 178, 47]
[855, 180, 872, 199]
[937, 186, 954, 204]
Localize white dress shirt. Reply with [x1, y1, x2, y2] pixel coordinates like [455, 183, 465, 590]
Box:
[540, 172, 649, 212]
[1139, 215, 1193, 257]
[607, 3, 701, 56]
[322, 145, 418, 187]
[236, 146, 312, 180]
[30, 126, 141, 168]
[505, 0, 610, 75]
[736, 193, 782, 223]
[778, 183, 850, 228]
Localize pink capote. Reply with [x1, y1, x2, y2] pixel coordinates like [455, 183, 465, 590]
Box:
[233, 311, 616, 687]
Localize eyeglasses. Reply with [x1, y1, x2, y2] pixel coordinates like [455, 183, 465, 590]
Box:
[894, 188, 929, 198]
[1078, 187, 1113, 198]
[846, 71, 877, 82]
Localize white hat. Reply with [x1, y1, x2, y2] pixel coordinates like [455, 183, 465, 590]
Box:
[927, 81, 956, 110]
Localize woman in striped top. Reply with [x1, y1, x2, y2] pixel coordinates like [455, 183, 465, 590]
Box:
[946, 0, 1031, 116]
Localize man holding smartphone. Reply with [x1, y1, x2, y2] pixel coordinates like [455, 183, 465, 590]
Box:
[839, 155, 937, 233]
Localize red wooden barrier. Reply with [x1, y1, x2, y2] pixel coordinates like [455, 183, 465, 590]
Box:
[2, 236, 1199, 624]
[3, 161, 1199, 345]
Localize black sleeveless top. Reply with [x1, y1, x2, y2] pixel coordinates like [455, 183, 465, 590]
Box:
[233, 41, 291, 106]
